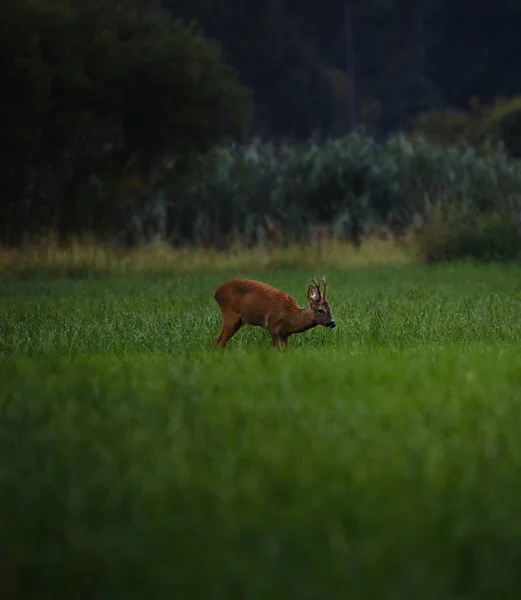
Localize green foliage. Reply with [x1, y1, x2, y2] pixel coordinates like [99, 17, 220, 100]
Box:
[481, 96, 521, 158]
[3, 266, 521, 598]
[171, 134, 521, 246]
[411, 95, 521, 159]
[418, 211, 521, 264]
[0, 0, 251, 242]
[410, 101, 486, 147]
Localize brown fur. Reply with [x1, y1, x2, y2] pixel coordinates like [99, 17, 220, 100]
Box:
[214, 276, 336, 350]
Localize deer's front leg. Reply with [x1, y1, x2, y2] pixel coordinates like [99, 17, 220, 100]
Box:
[270, 332, 288, 350]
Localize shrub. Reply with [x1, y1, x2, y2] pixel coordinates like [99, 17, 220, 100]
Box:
[418, 211, 521, 264]
[410, 106, 480, 147]
[166, 134, 521, 247]
[481, 96, 521, 158]
[6, 123, 521, 248]
[411, 95, 521, 160]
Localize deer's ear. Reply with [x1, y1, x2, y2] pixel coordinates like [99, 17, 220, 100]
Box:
[308, 285, 320, 305]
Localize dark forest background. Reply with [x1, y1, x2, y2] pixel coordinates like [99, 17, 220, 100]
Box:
[164, 0, 521, 138]
[3, 0, 521, 254]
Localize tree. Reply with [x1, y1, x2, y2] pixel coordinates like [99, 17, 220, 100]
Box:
[286, 0, 441, 134]
[424, 0, 521, 109]
[0, 0, 251, 243]
[164, 0, 337, 138]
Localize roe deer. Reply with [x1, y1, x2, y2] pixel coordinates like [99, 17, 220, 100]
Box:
[214, 274, 336, 349]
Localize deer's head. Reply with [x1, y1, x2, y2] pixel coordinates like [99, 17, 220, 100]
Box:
[307, 274, 336, 329]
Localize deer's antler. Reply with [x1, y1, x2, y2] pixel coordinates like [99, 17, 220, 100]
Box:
[321, 274, 328, 300]
[311, 274, 321, 298]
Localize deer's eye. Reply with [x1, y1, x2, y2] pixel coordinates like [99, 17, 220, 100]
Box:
[317, 308, 325, 314]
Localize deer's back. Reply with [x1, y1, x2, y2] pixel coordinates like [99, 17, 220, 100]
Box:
[214, 278, 297, 325]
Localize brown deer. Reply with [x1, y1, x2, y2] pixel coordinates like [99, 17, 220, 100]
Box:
[214, 275, 336, 349]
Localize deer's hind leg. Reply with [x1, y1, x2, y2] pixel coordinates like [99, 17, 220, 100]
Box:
[216, 310, 243, 348]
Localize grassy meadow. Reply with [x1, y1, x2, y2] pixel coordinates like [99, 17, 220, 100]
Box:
[2, 245, 521, 599]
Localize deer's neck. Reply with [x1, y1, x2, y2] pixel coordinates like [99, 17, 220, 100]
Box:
[286, 306, 317, 334]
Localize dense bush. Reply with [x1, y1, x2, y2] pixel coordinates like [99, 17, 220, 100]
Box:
[160, 134, 521, 248]
[411, 95, 521, 159]
[4, 119, 521, 248]
[409, 101, 486, 147]
[481, 96, 521, 158]
[418, 212, 521, 264]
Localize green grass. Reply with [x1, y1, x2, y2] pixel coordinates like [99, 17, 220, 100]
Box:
[2, 263, 521, 599]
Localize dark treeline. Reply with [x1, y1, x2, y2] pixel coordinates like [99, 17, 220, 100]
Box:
[0, 0, 250, 244]
[165, 0, 521, 137]
[2, 0, 521, 247]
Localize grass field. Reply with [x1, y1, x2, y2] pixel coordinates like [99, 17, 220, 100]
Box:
[2, 261, 521, 599]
